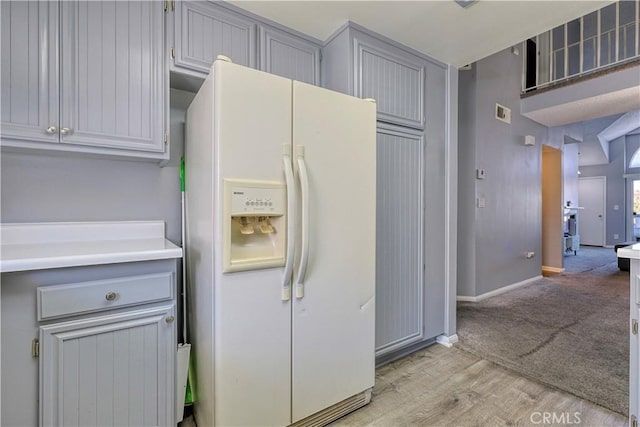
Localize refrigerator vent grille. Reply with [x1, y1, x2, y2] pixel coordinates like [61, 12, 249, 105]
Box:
[292, 389, 372, 427]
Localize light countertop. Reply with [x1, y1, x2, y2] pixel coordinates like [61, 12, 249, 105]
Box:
[1, 221, 182, 273]
[617, 243, 640, 260]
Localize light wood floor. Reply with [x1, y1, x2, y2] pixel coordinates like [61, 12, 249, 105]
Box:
[180, 344, 627, 427]
[330, 344, 627, 427]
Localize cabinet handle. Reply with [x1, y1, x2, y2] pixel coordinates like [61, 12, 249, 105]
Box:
[105, 292, 118, 301]
[45, 126, 58, 134]
[165, 315, 175, 324]
[60, 127, 72, 135]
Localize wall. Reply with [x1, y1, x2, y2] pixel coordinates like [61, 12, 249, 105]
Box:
[457, 45, 548, 298]
[1, 89, 194, 246]
[457, 64, 477, 297]
[563, 143, 580, 208]
[580, 135, 626, 245]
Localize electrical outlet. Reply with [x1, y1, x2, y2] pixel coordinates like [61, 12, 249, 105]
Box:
[477, 197, 486, 208]
[476, 169, 486, 179]
[614, 234, 619, 240]
[613, 205, 619, 211]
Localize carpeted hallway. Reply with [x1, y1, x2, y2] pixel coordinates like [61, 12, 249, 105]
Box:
[457, 246, 629, 416]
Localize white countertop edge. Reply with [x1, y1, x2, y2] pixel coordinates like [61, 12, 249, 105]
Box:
[0, 246, 183, 273]
[617, 243, 640, 259]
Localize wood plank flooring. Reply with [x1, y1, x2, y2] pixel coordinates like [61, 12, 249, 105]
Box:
[180, 344, 627, 427]
[330, 345, 627, 427]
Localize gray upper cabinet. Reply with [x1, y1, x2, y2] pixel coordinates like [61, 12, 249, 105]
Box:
[172, 1, 256, 77]
[354, 39, 424, 129]
[60, 1, 165, 153]
[1, 1, 59, 145]
[0, 0, 167, 160]
[259, 25, 320, 85]
[322, 24, 426, 129]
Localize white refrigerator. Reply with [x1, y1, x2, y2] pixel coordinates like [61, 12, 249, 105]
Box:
[185, 57, 376, 427]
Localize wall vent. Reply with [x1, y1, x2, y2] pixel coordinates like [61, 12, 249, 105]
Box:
[495, 103, 511, 124]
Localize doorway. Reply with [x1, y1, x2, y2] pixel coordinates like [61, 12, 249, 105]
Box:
[579, 176, 606, 246]
[541, 145, 563, 273]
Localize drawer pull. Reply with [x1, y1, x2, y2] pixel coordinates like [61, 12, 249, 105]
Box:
[105, 292, 118, 302]
[165, 315, 175, 324]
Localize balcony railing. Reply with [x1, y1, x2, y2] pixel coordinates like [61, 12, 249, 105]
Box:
[523, 0, 639, 93]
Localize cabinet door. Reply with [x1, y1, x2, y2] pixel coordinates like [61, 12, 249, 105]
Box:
[259, 26, 320, 85]
[354, 38, 425, 129]
[1, 0, 59, 144]
[173, 1, 256, 77]
[631, 267, 640, 427]
[39, 305, 175, 427]
[375, 125, 425, 356]
[59, 1, 165, 153]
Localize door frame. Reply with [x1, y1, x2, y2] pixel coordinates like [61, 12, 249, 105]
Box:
[625, 173, 640, 242]
[578, 176, 607, 247]
[541, 145, 564, 272]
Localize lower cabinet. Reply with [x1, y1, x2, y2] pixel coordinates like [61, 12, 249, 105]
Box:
[39, 306, 175, 427]
[631, 263, 640, 427]
[0, 260, 177, 427]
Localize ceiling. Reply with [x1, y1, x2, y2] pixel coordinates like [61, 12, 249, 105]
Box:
[230, 0, 612, 67]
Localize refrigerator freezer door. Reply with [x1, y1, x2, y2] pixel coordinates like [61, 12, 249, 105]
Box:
[212, 61, 293, 426]
[291, 81, 377, 422]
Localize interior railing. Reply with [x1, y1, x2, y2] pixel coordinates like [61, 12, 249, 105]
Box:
[523, 0, 639, 93]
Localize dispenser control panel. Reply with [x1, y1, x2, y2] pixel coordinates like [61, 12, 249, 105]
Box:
[223, 179, 287, 273]
[228, 183, 285, 216]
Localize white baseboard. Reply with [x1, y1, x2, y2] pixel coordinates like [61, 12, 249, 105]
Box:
[542, 265, 565, 274]
[436, 334, 459, 348]
[456, 275, 543, 302]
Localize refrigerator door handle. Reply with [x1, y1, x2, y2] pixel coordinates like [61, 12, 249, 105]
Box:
[295, 146, 310, 299]
[282, 147, 296, 301]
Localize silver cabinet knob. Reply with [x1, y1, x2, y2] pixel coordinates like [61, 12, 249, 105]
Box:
[45, 126, 58, 134]
[60, 127, 72, 135]
[105, 292, 118, 301]
[165, 315, 175, 324]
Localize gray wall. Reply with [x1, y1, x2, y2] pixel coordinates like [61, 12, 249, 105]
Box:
[1, 89, 195, 245]
[457, 45, 548, 298]
[563, 143, 580, 208]
[457, 65, 477, 297]
[1, 153, 182, 242]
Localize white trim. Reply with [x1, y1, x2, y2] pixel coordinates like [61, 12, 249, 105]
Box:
[542, 266, 565, 273]
[444, 65, 459, 337]
[626, 176, 638, 242]
[456, 275, 543, 302]
[436, 334, 459, 348]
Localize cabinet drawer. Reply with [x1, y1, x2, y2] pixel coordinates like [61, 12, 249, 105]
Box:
[37, 273, 173, 321]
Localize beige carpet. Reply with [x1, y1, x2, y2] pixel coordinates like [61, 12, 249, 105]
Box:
[457, 262, 629, 415]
